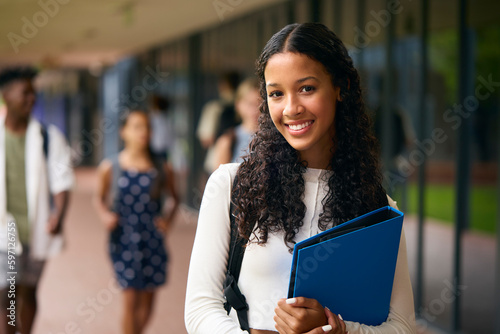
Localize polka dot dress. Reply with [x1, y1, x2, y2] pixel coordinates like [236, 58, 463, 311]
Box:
[109, 168, 168, 290]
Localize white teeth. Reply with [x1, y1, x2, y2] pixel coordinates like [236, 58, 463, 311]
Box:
[288, 121, 312, 131]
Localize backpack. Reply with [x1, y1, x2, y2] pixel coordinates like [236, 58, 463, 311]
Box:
[223, 177, 255, 331]
[40, 124, 49, 159]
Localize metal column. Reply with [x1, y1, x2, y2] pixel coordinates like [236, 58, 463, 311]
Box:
[415, 0, 429, 318]
[381, 0, 396, 178]
[452, 0, 472, 331]
[310, 0, 320, 22]
[356, 0, 366, 70]
[187, 33, 203, 208]
[495, 94, 500, 334]
[287, 0, 296, 24]
[333, 0, 342, 35]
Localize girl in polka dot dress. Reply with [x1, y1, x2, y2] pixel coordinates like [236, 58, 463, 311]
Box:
[95, 110, 179, 334]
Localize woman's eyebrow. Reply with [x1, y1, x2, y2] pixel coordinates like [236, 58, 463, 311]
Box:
[297, 76, 319, 83]
[266, 76, 319, 88]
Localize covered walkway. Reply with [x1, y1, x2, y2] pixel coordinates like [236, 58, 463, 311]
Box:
[32, 169, 495, 333]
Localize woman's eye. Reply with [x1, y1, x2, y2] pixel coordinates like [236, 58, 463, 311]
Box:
[301, 85, 315, 93]
[268, 91, 283, 98]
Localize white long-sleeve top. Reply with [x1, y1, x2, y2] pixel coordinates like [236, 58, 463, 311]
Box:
[185, 163, 416, 334]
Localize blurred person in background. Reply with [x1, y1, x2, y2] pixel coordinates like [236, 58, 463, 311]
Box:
[94, 110, 179, 334]
[149, 94, 174, 162]
[372, 73, 416, 191]
[374, 102, 416, 197]
[196, 71, 240, 174]
[214, 77, 261, 166]
[0, 67, 74, 334]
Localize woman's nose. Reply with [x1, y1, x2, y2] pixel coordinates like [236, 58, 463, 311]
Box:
[282, 95, 305, 117]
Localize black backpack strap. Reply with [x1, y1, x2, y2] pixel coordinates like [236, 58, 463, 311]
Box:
[40, 123, 55, 207]
[223, 176, 252, 331]
[40, 124, 49, 159]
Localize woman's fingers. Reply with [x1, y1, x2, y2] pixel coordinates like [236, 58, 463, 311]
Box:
[303, 323, 335, 334]
[274, 315, 290, 334]
[283, 297, 322, 310]
[274, 304, 296, 332]
[337, 313, 347, 334]
[324, 307, 347, 334]
[275, 301, 321, 334]
[276, 297, 326, 323]
[275, 297, 332, 334]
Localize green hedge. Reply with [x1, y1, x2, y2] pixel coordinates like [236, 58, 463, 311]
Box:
[393, 183, 497, 235]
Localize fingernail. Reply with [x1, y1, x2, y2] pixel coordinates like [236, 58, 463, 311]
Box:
[338, 314, 343, 320]
[322, 324, 332, 332]
[285, 298, 297, 304]
[325, 307, 331, 312]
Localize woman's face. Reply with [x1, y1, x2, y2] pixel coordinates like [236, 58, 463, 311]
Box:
[236, 88, 261, 128]
[264, 52, 341, 165]
[120, 112, 151, 149]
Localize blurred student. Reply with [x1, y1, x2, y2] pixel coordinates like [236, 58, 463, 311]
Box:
[149, 94, 174, 162]
[214, 78, 261, 166]
[196, 72, 239, 173]
[94, 110, 179, 334]
[0, 67, 74, 334]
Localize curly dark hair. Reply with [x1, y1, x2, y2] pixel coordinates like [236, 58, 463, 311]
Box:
[233, 23, 388, 251]
[0, 66, 37, 88]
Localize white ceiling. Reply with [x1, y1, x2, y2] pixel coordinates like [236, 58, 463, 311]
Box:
[0, 0, 285, 69]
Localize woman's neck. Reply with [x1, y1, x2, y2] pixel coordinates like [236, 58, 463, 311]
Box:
[241, 120, 258, 133]
[298, 136, 335, 169]
[123, 147, 149, 159]
[300, 151, 332, 170]
[120, 147, 152, 171]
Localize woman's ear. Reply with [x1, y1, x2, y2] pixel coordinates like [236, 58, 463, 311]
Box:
[337, 79, 350, 102]
[336, 86, 343, 102]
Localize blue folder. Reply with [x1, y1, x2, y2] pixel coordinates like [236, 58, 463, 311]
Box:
[287, 206, 404, 326]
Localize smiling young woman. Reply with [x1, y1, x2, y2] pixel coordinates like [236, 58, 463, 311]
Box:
[185, 23, 416, 334]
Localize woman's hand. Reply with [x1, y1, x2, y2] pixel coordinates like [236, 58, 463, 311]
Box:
[304, 307, 347, 334]
[101, 210, 119, 231]
[274, 297, 347, 334]
[274, 297, 334, 334]
[155, 216, 171, 234]
[46, 212, 62, 235]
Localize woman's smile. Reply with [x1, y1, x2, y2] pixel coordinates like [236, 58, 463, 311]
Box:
[286, 120, 314, 133]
